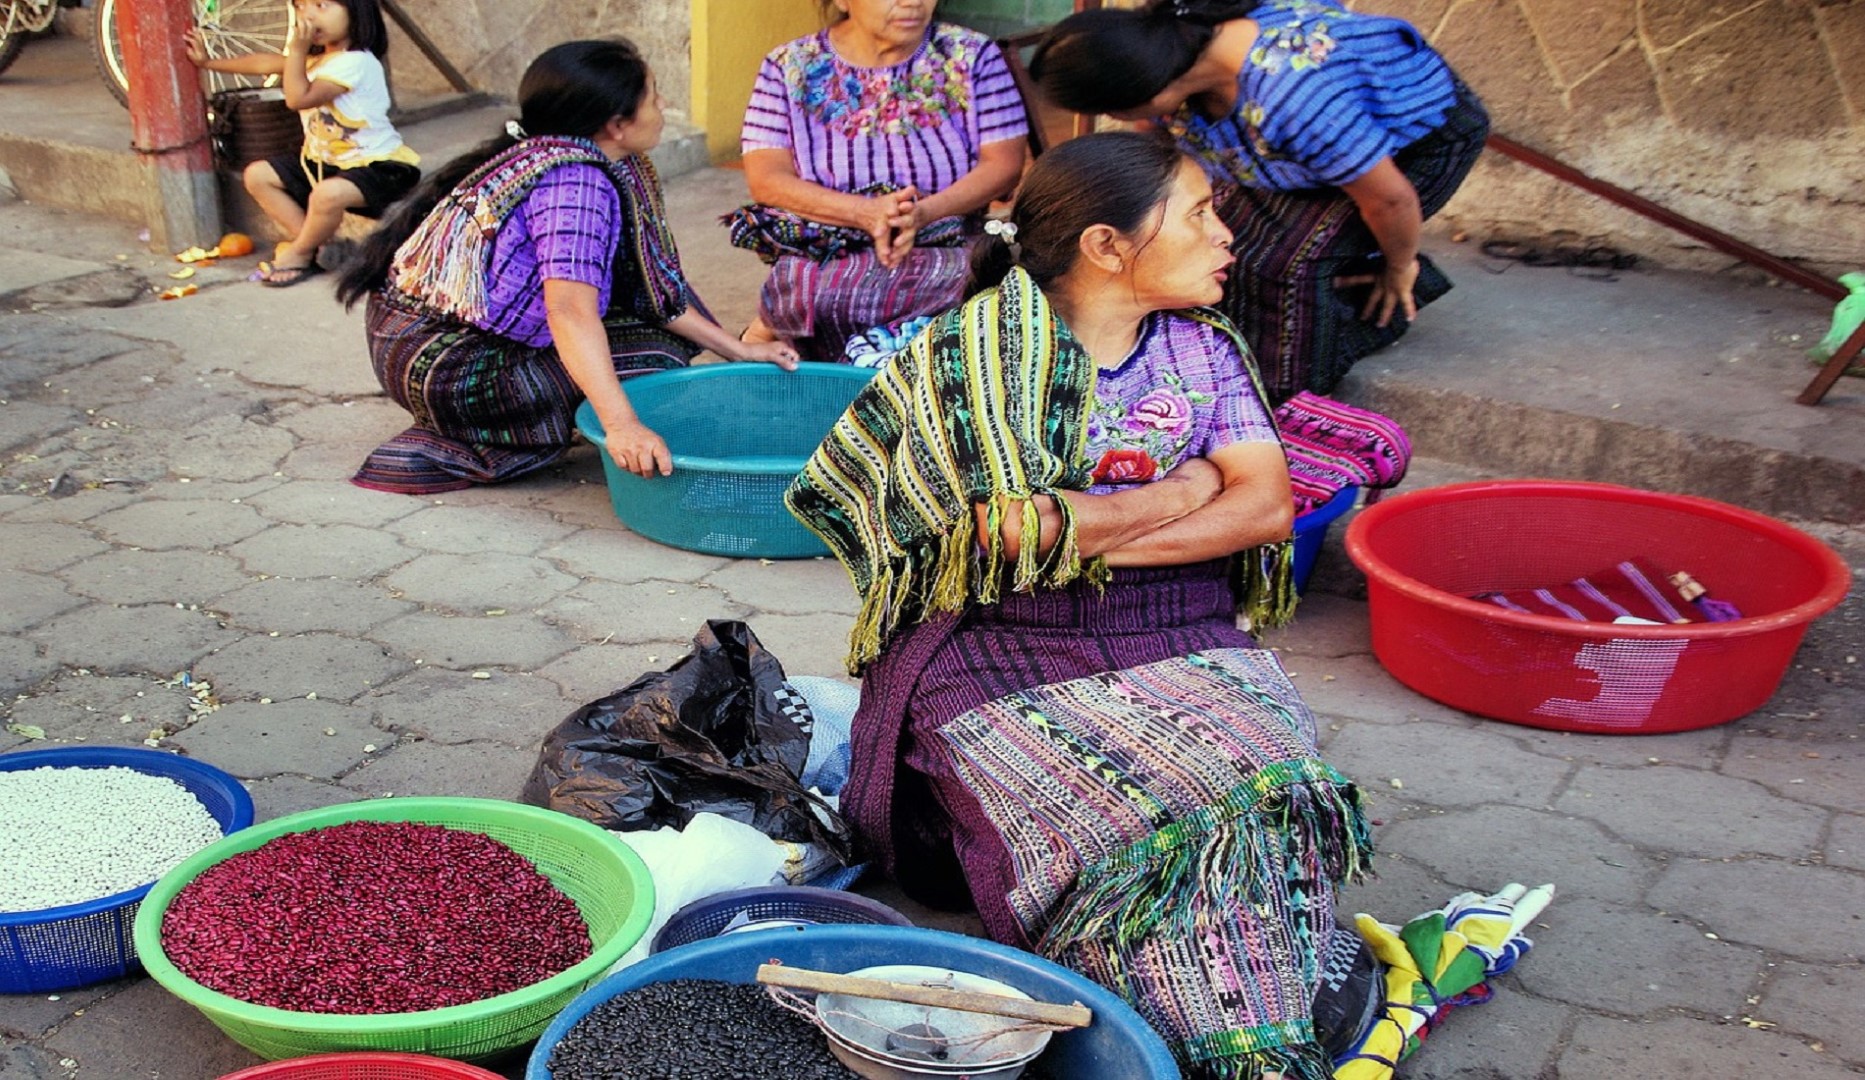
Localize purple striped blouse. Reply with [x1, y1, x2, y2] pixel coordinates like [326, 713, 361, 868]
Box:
[740, 23, 1028, 203]
[477, 163, 621, 348]
[1084, 313, 1278, 494]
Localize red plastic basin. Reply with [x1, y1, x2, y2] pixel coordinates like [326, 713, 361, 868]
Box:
[1344, 480, 1850, 734]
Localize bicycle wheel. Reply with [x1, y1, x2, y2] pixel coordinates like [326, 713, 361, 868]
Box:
[0, 0, 58, 79]
[95, 0, 292, 107]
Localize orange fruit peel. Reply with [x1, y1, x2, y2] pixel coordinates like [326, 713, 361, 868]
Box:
[214, 232, 255, 258]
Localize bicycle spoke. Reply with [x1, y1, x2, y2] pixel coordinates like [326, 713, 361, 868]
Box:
[208, 30, 288, 53]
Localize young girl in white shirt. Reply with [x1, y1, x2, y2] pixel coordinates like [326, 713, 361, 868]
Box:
[187, 0, 419, 286]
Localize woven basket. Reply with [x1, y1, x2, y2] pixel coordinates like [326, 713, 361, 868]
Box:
[218, 1052, 507, 1079]
[0, 747, 253, 993]
[577, 364, 876, 558]
[133, 798, 654, 1062]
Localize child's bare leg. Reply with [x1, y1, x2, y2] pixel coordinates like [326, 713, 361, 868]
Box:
[275, 177, 364, 269]
[244, 160, 307, 241]
[741, 315, 777, 344]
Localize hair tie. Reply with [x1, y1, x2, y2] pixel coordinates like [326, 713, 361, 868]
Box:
[504, 119, 527, 140]
[984, 218, 1021, 260]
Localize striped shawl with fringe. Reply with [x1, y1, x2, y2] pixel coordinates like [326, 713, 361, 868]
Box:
[389, 135, 687, 328]
[784, 266, 1297, 674]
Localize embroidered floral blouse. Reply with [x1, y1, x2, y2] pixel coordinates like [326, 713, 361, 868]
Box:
[1169, 0, 1457, 191]
[740, 23, 1028, 206]
[1083, 313, 1278, 495]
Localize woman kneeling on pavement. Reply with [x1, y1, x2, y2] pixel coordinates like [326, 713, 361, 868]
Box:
[336, 38, 796, 495]
[788, 131, 1378, 1079]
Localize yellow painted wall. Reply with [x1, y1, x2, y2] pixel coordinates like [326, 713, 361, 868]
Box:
[691, 0, 825, 164]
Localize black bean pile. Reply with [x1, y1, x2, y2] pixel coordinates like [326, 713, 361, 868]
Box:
[548, 979, 861, 1080]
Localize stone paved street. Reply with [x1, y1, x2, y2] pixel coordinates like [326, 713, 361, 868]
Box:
[0, 171, 1861, 1080]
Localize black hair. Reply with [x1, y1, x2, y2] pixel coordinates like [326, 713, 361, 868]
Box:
[315, 0, 390, 59]
[964, 130, 1188, 298]
[338, 39, 653, 308]
[1029, 0, 1247, 115]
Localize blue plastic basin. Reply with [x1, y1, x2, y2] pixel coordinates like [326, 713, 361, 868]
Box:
[1291, 486, 1359, 594]
[576, 365, 876, 560]
[525, 924, 1182, 1079]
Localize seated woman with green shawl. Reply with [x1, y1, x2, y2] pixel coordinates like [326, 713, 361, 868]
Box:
[787, 131, 1374, 1080]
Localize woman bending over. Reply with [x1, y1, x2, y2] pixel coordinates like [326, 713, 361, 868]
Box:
[1032, 0, 1488, 400]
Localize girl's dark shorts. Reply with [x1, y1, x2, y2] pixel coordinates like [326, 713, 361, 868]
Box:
[261, 153, 421, 219]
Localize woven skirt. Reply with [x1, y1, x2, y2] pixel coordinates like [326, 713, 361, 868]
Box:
[354, 290, 696, 494]
[853, 562, 1371, 1079]
[757, 245, 971, 364]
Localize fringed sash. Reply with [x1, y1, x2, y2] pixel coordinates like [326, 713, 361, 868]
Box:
[390, 136, 688, 327]
[785, 266, 1298, 674]
[933, 647, 1371, 1080]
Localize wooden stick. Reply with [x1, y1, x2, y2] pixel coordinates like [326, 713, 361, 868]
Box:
[1797, 319, 1865, 406]
[378, 0, 474, 94]
[1485, 133, 1845, 303]
[756, 964, 1093, 1029]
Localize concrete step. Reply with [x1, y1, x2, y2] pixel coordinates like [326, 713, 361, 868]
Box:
[1330, 241, 1865, 524]
[0, 35, 712, 236]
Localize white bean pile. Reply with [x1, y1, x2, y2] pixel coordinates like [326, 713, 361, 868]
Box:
[0, 765, 227, 913]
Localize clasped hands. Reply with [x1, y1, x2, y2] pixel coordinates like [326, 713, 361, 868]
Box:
[856, 186, 925, 270]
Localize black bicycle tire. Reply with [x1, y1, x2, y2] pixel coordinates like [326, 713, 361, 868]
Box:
[92, 0, 129, 106]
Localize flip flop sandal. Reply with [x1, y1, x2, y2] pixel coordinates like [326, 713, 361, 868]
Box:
[261, 263, 326, 288]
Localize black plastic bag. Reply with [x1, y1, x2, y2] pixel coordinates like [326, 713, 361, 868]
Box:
[522, 620, 853, 863]
[1312, 924, 1387, 1063]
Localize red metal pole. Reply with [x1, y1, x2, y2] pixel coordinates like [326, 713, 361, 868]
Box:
[117, 0, 221, 251]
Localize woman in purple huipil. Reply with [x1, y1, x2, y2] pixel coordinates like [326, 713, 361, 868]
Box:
[336, 41, 796, 495]
[731, 0, 1029, 362]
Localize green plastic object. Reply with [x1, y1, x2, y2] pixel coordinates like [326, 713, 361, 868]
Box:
[1810, 271, 1865, 365]
[577, 364, 877, 559]
[131, 798, 654, 1063]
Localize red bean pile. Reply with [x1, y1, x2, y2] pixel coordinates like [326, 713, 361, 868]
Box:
[161, 820, 592, 1014]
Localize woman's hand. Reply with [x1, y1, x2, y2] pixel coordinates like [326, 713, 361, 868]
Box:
[602, 416, 674, 478]
[881, 195, 923, 268]
[1336, 256, 1420, 328]
[863, 187, 918, 269]
[735, 340, 801, 371]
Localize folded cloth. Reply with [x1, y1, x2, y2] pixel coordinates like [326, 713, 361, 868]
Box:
[785, 675, 858, 795]
[1473, 557, 1740, 624]
[1273, 392, 1413, 516]
[1333, 883, 1555, 1080]
[844, 315, 936, 368]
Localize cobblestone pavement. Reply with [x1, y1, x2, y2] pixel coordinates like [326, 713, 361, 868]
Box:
[0, 180, 1860, 1080]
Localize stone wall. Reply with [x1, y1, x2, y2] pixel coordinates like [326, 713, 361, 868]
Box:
[1376, 0, 1865, 277]
[381, 0, 693, 116]
[382, 0, 1865, 278]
